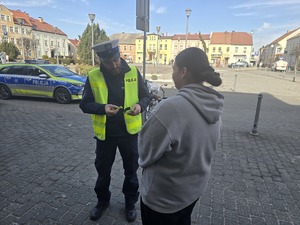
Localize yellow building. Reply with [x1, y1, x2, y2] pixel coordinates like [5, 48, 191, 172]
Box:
[135, 33, 172, 64]
[208, 31, 253, 67]
[157, 36, 172, 65]
[0, 5, 14, 44]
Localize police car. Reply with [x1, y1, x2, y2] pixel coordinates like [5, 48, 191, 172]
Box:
[0, 63, 86, 104]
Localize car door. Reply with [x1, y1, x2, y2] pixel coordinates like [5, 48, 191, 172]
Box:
[23, 65, 53, 97]
[0, 65, 27, 95]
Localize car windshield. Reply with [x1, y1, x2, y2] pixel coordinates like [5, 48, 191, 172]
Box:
[39, 65, 77, 77]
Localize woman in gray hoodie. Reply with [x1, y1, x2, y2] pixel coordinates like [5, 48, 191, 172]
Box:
[138, 47, 224, 225]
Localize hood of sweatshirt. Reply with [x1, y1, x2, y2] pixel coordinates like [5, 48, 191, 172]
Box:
[177, 84, 224, 124]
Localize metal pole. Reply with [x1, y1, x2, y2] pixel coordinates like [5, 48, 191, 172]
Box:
[20, 27, 25, 61]
[142, 1, 147, 81]
[88, 14, 96, 66]
[91, 22, 95, 66]
[250, 93, 263, 136]
[54, 28, 59, 64]
[185, 8, 191, 49]
[155, 26, 160, 76]
[233, 74, 238, 91]
[185, 16, 189, 49]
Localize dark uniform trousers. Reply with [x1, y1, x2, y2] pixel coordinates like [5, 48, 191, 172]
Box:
[94, 134, 139, 208]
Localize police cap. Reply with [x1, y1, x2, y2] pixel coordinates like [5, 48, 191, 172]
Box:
[92, 39, 120, 60]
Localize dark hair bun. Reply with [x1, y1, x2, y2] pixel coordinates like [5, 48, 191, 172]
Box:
[175, 47, 222, 87]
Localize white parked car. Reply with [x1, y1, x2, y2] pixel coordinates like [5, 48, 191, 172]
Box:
[271, 60, 288, 72]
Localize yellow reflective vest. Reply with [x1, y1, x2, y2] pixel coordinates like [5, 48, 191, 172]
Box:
[88, 66, 142, 140]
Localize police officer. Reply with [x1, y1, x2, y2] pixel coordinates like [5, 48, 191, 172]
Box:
[79, 39, 151, 222]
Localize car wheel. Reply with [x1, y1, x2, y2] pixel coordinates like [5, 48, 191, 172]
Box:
[0, 84, 12, 100]
[54, 87, 71, 104]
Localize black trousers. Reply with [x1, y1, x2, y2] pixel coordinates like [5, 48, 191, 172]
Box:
[140, 198, 198, 225]
[94, 135, 139, 208]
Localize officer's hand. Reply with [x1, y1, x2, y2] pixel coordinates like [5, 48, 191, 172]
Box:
[127, 104, 141, 116]
[105, 104, 120, 116]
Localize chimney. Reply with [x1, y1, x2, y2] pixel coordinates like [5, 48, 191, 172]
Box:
[38, 17, 44, 23]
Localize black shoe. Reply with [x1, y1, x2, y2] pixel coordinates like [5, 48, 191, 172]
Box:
[125, 208, 137, 222]
[90, 203, 109, 221]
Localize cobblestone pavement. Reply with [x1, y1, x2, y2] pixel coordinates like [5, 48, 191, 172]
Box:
[0, 68, 300, 225]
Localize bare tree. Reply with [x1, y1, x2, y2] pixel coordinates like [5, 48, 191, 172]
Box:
[16, 37, 31, 59]
[198, 32, 207, 53]
[291, 45, 300, 71]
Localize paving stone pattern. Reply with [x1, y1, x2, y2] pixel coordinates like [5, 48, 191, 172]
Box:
[0, 84, 300, 224]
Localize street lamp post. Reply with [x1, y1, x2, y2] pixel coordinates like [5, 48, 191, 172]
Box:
[185, 8, 192, 49]
[154, 26, 161, 76]
[54, 27, 59, 64]
[17, 18, 25, 61]
[88, 13, 96, 66]
[156, 26, 161, 65]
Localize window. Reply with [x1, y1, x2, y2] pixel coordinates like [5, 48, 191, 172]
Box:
[11, 38, 14, 44]
[160, 44, 162, 50]
[130, 46, 132, 50]
[5, 66, 26, 75]
[243, 47, 247, 53]
[124, 46, 127, 51]
[2, 25, 7, 33]
[213, 47, 216, 53]
[45, 40, 48, 46]
[235, 47, 238, 53]
[0, 67, 10, 73]
[227, 47, 230, 52]
[51, 41, 53, 46]
[10, 26, 13, 33]
[27, 66, 43, 76]
[6, 15, 9, 21]
[218, 47, 222, 52]
[164, 44, 167, 50]
[1, 14, 4, 20]
[15, 27, 18, 33]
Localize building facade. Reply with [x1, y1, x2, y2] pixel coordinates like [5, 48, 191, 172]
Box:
[284, 34, 300, 71]
[208, 32, 253, 67]
[260, 28, 300, 67]
[171, 33, 210, 63]
[0, 4, 69, 61]
[110, 32, 142, 63]
[68, 39, 79, 60]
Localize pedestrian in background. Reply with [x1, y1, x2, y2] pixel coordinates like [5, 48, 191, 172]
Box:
[138, 47, 224, 225]
[80, 39, 151, 222]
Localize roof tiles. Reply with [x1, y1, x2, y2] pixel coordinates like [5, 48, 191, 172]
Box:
[211, 32, 252, 45]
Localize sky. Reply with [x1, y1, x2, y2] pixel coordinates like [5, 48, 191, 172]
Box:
[2, 0, 300, 51]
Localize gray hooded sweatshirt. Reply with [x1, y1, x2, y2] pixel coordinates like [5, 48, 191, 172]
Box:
[138, 83, 224, 213]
